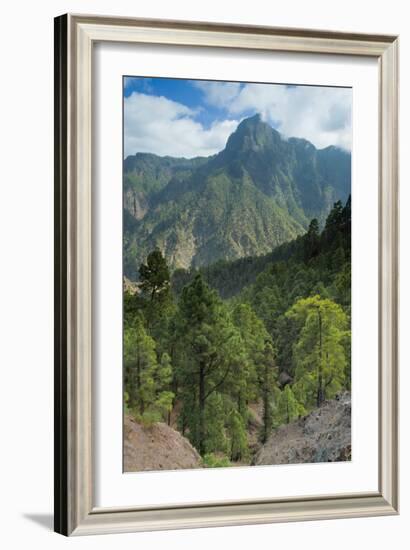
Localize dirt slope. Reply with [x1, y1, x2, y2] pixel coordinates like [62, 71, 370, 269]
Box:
[124, 415, 201, 472]
[254, 392, 351, 466]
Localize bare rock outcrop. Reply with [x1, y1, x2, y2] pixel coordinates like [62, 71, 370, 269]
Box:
[254, 392, 351, 466]
[123, 276, 139, 295]
[124, 415, 201, 472]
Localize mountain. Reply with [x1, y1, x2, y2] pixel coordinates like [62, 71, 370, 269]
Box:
[171, 195, 351, 301]
[124, 114, 351, 278]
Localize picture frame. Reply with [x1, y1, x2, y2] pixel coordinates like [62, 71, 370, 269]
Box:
[54, 13, 399, 536]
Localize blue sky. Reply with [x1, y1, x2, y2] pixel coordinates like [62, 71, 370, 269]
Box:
[123, 77, 351, 159]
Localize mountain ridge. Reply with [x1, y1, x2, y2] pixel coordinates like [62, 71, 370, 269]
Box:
[124, 114, 351, 278]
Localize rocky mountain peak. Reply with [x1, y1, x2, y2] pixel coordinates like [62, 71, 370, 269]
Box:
[123, 115, 351, 276]
[225, 113, 281, 153]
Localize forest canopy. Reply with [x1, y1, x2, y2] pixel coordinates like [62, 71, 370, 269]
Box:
[124, 198, 351, 466]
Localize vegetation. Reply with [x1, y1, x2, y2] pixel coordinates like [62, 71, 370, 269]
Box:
[124, 197, 351, 467]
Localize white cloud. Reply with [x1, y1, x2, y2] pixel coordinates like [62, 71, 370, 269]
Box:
[124, 82, 352, 158]
[192, 81, 241, 108]
[124, 92, 240, 158]
[197, 82, 352, 151]
[124, 76, 153, 93]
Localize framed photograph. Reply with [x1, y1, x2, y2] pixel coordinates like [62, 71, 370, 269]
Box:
[54, 14, 399, 536]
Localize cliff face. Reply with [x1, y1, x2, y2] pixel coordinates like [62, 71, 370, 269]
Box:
[124, 415, 201, 472]
[123, 115, 351, 277]
[254, 392, 351, 466]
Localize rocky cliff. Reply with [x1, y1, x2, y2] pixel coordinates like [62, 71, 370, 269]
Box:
[254, 392, 351, 465]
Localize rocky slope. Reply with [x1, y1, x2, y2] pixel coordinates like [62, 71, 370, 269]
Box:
[124, 415, 201, 472]
[123, 114, 351, 277]
[254, 392, 351, 465]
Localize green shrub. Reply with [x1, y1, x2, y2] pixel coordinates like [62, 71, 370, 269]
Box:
[202, 453, 231, 468]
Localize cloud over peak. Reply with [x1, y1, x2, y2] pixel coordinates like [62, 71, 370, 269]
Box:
[124, 92, 240, 158]
[124, 79, 351, 158]
[196, 81, 351, 151]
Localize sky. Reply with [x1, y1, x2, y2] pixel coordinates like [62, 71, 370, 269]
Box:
[123, 76, 352, 159]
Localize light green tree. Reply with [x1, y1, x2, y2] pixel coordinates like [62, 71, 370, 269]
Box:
[231, 303, 269, 408]
[275, 385, 305, 425]
[124, 315, 174, 423]
[227, 408, 249, 461]
[286, 295, 349, 409]
[204, 392, 228, 454]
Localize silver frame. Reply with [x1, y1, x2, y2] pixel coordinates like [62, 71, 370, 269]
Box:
[54, 14, 399, 536]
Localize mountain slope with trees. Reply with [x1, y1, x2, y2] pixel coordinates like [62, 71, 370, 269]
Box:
[124, 198, 351, 468]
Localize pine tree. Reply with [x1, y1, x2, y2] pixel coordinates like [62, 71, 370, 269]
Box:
[176, 274, 238, 455]
[250, 283, 282, 335]
[231, 303, 269, 406]
[155, 353, 174, 422]
[228, 408, 248, 461]
[323, 200, 344, 247]
[286, 295, 349, 409]
[124, 314, 158, 415]
[204, 392, 228, 454]
[124, 315, 174, 423]
[138, 248, 170, 302]
[304, 218, 320, 262]
[275, 385, 305, 425]
[138, 249, 174, 352]
[259, 340, 277, 443]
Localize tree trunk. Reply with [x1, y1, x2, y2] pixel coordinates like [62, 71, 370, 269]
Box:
[316, 308, 324, 407]
[262, 388, 269, 443]
[238, 391, 245, 417]
[262, 362, 270, 443]
[198, 362, 206, 456]
[137, 355, 144, 415]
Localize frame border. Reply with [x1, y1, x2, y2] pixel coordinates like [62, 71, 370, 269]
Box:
[54, 14, 399, 536]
